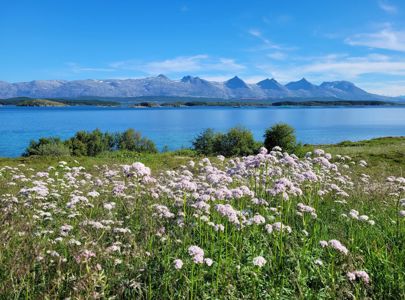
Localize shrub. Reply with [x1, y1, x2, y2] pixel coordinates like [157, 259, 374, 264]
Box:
[264, 123, 297, 152]
[24, 128, 157, 157]
[118, 129, 157, 153]
[66, 129, 116, 156]
[192, 128, 220, 155]
[193, 127, 259, 157]
[217, 127, 258, 157]
[23, 137, 70, 157]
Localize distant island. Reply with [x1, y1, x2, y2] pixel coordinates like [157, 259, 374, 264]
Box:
[0, 96, 402, 108]
[0, 97, 120, 107]
[17, 99, 67, 107]
[131, 100, 401, 108]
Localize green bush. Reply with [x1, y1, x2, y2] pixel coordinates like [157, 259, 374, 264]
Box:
[118, 129, 157, 153]
[264, 123, 297, 152]
[217, 127, 259, 157]
[23, 129, 157, 157]
[193, 127, 260, 157]
[23, 137, 70, 157]
[65, 129, 116, 156]
[192, 129, 219, 155]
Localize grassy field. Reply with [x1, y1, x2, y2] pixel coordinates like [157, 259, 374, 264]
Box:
[0, 137, 404, 299]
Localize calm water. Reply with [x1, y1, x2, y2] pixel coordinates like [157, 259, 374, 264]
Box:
[1, 106, 405, 157]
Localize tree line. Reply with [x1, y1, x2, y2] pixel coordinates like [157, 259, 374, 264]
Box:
[24, 123, 298, 157]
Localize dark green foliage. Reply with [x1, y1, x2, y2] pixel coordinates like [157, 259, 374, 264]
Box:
[192, 129, 219, 155]
[23, 129, 157, 157]
[216, 127, 259, 156]
[65, 129, 113, 156]
[23, 137, 70, 157]
[193, 127, 260, 156]
[118, 129, 157, 153]
[264, 123, 297, 152]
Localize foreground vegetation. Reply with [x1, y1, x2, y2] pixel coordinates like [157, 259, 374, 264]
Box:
[0, 137, 404, 299]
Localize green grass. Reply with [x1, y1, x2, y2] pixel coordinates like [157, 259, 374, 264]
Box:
[0, 137, 404, 299]
[301, 136, 405, 176]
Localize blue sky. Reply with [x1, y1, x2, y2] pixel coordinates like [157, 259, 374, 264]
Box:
[1, 0, 405, 95]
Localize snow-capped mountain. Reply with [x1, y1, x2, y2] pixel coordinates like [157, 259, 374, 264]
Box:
[0, 75, 391, 100]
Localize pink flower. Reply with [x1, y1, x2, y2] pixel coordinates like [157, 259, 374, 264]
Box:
[173, 259, 183, 270]
[328, 239, 349, 255]
[347, 270, 370, 284]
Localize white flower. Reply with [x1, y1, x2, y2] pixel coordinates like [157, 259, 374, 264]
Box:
[314, 259, 323, 266]
[173, 259, 183, 270]
[103, 202, 116, 211]
[319, 240, 328, 248]
[204, 258, 213, 266]
[253, 256, 266, 268]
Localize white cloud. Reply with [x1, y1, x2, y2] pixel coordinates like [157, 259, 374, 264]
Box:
[67, 63, 115, 73]
[346, 27, 405, 52]
[360, 80, 405, 96]
[267, 51, 287, 60]
[110, 55, 245, 75]
[378, 1, 397, 14]
[247, 29, 283, 50]
[257, 54, 405, 85]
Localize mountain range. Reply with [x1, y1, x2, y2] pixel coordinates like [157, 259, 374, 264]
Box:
[0, 75, 395, 101]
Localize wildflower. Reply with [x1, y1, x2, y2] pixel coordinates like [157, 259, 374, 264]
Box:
[347, 271, 356, 281]
[319, 240, 328, 248]
[297, 203, 316, 214]
[188, 245, 205, 264]
[314, 259, 323, 266]
[328, 239, 349, 255]
[60, 224, 73, 236]
[272, 222, 292, 234]
[358, 160, 368, 167]
[216, 155, 225, 162]
[204, 258, 213, 266]
[347, 271, 370, 284]
[87, 190, 100, 198]
[173, 259, 183, 270]
[153, 204, 175, 219]
[253, 256, 267, 268]
[265, 224, 273, 234]
[103, 202, 116, 211]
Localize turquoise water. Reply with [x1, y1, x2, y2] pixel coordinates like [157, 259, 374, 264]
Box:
[1, 106, 405, 157]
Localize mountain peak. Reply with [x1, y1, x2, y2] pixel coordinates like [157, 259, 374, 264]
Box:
[181, 75, 203, 83]
[0, 76, 386, 101]
[181, 75, 193, 82]
[225, 76, 248, 89]
[320, 80, 368, 96]
[286, 78, 317, 90]
[320, 80, 355, 90]
[257, 78, 285, 90]
[157, 74, 169, 80]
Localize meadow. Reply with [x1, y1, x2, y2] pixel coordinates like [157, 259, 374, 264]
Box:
[0, 137, 404, 299]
